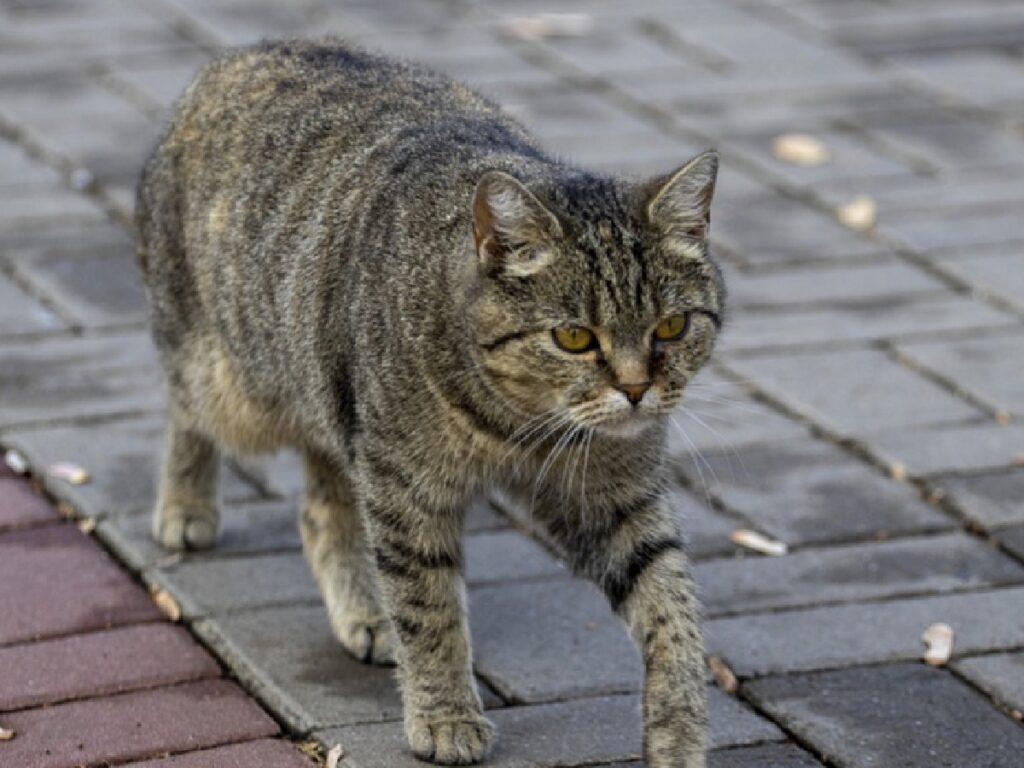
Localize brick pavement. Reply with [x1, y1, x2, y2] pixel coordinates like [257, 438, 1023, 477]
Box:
[1, 1, 1023, 766]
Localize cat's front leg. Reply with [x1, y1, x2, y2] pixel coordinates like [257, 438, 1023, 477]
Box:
[361, 469, 493, 765]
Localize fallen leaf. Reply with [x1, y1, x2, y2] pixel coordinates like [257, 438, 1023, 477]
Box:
[77, 518, 97, 534]
[835, 195, 877, 231]
[889, 461, 907, 481]
[57, 500, 76, 519]
[0, 725, 14, 741]
[708, 655, 738, 694]
[730, 529, 787, 556]
[922, 622, 954, 666]
[294, 740, 323, 761]
[47, 461, 91, 485]
[1012, 709, 1023, 722]
[151, 588, 182, 622]
[326, 744, 344, 768]
[994, 410, 1012, 425]
[771, 133, 830, 167]
[3, 448, 29, 475]
[504, 13, 594, 41]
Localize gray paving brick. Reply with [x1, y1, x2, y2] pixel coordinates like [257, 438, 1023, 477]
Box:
[105, 48, 211, 109]
[897, 332, 1024, 417]
[881, 208, 1024, 253]
[536, 22, 687, 75]
[707, 743, 824, 768]
[696, 532, 1024, 617]
[706, 586, 1024, 677]
[934, 469, 1024, 529]
[720, 260, 946, 311]
[730, 348, 984, 435]
[0, 272, 63, 336]
[3, 414, 259, 519]
[667, 485, 743, 560]
[996, 524, 1024, 562]
[543, 131, 705, 178]
[745, 663, 1024, 767]
[719, 293, 1016, 353]
[469, 577, 641, 703]
[0, 184, 106, 231]
[0, 140, 62, 188]
[0, 332, 163, 428]
[935, 248, 1024, 312]
[318, 688, 782, 767]
[955, 651, 1024, 714]
[676, 437, 951, 547]
[866, 420, 1024, 476]
[891, 52, 1024, 111]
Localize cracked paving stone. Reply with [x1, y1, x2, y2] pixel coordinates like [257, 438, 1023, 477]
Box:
[706, 586, 1024, 677]
[695, 531, 1024, 617]
[954, 650, 1024, 713]
[677, 437, 952, 546]
[745, 663, 1024, 768]
[316, 688, 782, 767]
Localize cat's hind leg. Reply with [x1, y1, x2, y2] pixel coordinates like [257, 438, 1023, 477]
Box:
[152, 407, 221, 550]
[301, 451, 396, 665]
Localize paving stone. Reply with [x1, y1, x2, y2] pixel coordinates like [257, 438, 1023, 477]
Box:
[706, 586, 1024, 677]
[4, 414, 260, 520]
[122, 738, 315, 768]
[0, 476, 59, 531]
[0, 623, 219, 711]
[318, 688, 782, 767]
[543, 130, 705, 178]
[0, 272, 63, 336]
[0, 523, 161, 645]
[745, 663, 1024, 768]
[897, 332, 1024, 417]
[105, 47, 211, 109]
[997, 522, 1024, 562]
[0, 218, 133, 265]
[155, 528, 566, 618]
[193, 605, 406, 732]
[0, 332, 163, 428]
[891, 51, 1024, 111]
[536, 21, 687, 74]
[954, 651, 1024, 713]
[934, 248, 1024, 312]
[11, 239, 148, 327]
[707, 743, 824, 768]
[0, 183, 107, 231]
[933, 468, 1024, 529]
[676, 437, 951, 547]
[100, 499, 301, 570]
[719, 293, 1016, 353]
[866, 420, 1024, 476]
[469, 577, 641, 703]
[0, 139, 62, 188]
[667, 369, 810, 454]
[881, 208, 1024, 253]
[730, 348, 984, 435]
[0, 679, 279, 768]
[695, 532, 1024, 617]
[666, 484, 743, 559]
[720, 260, 946, 311]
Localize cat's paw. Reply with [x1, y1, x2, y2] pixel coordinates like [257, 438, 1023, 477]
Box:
[407, 712, 494, 765]
[152, 504, 219, 551]
[330, 612, 397, 666]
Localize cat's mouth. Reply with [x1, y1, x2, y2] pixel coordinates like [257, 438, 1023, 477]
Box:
[590, 410, 660, 439]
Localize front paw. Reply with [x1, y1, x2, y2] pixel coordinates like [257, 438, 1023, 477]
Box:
[330, 611, 397, 666]
[152, 504, 219, 551]
[406, 711, 494, 765]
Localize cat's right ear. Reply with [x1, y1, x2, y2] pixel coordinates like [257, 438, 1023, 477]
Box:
[472, 171, 562, 277]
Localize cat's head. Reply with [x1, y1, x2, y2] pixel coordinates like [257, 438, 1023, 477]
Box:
[467, 150, 724, 439]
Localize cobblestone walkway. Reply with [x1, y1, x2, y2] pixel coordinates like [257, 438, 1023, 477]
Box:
[2, 1, 1024, 766]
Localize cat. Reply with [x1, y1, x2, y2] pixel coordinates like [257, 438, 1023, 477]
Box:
[136, 39, 723, 767]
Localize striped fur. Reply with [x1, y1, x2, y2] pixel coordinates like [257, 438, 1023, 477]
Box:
[137, 39, 723, 767]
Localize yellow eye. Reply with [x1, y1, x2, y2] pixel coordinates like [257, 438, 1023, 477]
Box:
[553, 326, 596, 353]
[654, 313, 689, 341]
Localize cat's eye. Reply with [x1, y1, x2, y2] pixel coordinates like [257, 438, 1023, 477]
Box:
[553, 326, 596, 353]
[654, 313, 689, 341]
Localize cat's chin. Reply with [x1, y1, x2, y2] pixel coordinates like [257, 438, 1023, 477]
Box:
[592, 413, 659, 439]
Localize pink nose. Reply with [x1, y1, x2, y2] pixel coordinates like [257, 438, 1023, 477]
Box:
[616, 381, 650, 406]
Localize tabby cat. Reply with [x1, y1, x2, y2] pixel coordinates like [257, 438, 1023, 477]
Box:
[137, 39, 723, 767]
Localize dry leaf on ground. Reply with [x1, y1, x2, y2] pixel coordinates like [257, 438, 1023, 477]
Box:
[730, 529, 788, 556]
[151, 588, 182, 622]
[771, 133, 831, 166]
[889, 461, 908, 481]
[77, 518, 97, 534]
[0, 725, 15, 741]
[326, 744, 344, 768]
[47, 461, 91, 485]
[835, 195, 877, 231]
[504, 13, 594, 41]
[921, 622, 954, 666]
[708, 655, 738, 694]
[3, 449, 29, 475]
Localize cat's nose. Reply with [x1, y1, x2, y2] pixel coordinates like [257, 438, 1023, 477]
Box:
[616, 381, 651, 406]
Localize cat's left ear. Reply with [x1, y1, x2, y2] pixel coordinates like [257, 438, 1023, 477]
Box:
[472, 171, 562, 277]
[645, 149, 718, 241]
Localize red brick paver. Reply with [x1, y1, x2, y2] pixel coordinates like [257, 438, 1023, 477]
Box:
[0, 524, 161, 646]
[123, 739, 317, 767]
[0, 478, 58, 532]
[0, 624, 220, 712]
[0, 680, 278, 768]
